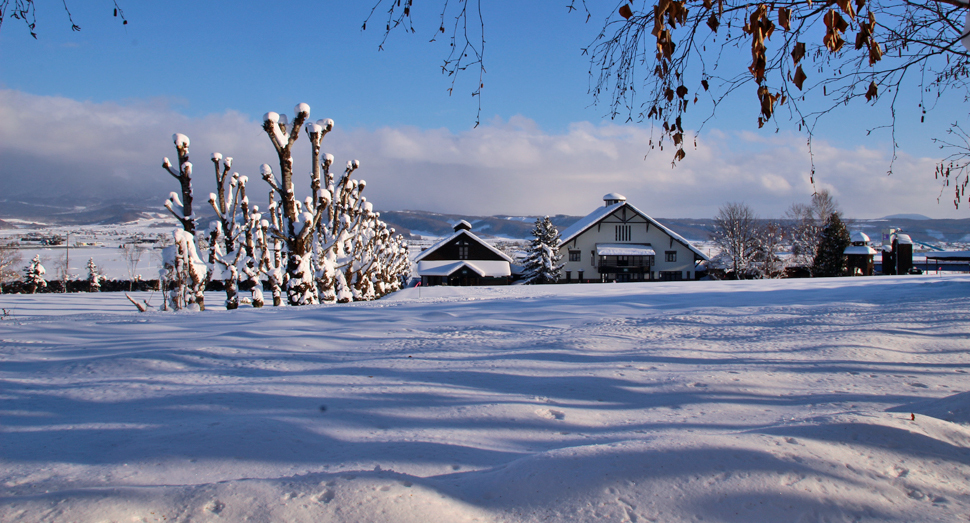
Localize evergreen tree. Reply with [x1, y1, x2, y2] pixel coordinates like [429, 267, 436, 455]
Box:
[812, 213, 851, 277]
[23, 255, 46, 294]
[86, 258, 103, 292]
[523, 216, 564, 284]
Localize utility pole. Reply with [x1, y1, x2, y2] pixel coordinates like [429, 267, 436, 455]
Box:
[64, 232, 70, 293]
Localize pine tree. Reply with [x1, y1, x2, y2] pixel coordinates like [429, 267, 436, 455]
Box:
[812, 213, 851, 277]
[23, 255, 46, 294]
[523, 216, 564, 284]
[86, 258, 104, 292]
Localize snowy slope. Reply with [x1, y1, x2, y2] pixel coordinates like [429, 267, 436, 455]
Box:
[1, 276, 969, 522]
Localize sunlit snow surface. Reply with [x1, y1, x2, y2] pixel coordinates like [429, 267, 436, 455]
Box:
[1, 276, 969, 522]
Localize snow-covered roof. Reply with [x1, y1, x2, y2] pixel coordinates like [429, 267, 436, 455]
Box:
[603, 192, 627, 202]
[596, 243, 656, 256]
[895, 234, 913, 245]
[850, 231, 870, 244]
[558, 202, 709, 261]
[844, 245, 877, 255]
[924, 250, 970, 261]
[413, 229, 514, 263]
[416, 260, 511, 278]
[454, 220, 473, 231]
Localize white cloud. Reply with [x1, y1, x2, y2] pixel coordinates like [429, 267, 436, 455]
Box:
[0, 89, 961, 219]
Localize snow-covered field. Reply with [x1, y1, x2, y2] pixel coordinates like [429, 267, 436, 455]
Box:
[1, 276, 969, 522]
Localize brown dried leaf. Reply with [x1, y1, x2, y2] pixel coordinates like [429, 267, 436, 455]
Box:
[665, 87, 675, 102]
[823, 10, 846, 52]
[793, 65, 807, 90]
[778, 7, 792, 31]
[707, 13, 720, 32]
[792, 42, 806, 64]
[758, 85, 777, 120]
[619, 4, 633, 19]
[676, 85, 689, 99]
[674, 149, 687, 162]
[865, 81, 878, 102]
[673, 132, 683, 146]
[836, 0, 855, 20]
[703, 0, 713, 8]
[869, 40, 883, 65]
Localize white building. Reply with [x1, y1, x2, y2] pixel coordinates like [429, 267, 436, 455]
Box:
[558, 193, 709, 282]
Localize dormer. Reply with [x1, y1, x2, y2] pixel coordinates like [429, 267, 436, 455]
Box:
[454, 220, 473, 232]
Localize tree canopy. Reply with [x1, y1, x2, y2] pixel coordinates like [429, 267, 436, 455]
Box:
[368, 0, 970, 206]
[0, 1, 126, 37]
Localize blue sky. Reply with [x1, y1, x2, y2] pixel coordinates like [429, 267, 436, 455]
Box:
[0, 1, 965, 219]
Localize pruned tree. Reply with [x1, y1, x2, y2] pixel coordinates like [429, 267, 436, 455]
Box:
[523, 216, 564, 284]
[206, 153, 256, 310]
[812, 212, 851, 276]
[160, 229, 208, 310]
[156, 102, 410, 310]
[23, 254, 46, 293]
[712, 201, 758, 278]
[259, 104, 411, 305]
[160, 133, 207, 310]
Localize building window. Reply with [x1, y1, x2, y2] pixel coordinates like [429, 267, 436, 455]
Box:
[577, 270, 584, 282]
[615, 225, 631, 242]
[665, 251, 677, 262]
[659, 271, 683, 281]
[565, 271, 571, 281]
[569, 250, 581, 262]
[457, 240, 469, 260]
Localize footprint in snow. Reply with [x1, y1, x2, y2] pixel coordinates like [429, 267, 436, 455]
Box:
[203, 500, 225, 514]
[312, 489, 335, 504]
[536, 408, 565, 420]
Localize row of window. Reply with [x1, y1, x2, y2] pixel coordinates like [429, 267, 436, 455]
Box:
[567, 250, 678, 263]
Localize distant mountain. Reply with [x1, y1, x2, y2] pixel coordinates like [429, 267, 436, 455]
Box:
[1, 199, 966, 246]
[879, 213, 932, 221]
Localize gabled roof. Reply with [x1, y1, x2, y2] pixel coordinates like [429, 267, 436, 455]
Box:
[413, 229, 514, 263]
[850, 231, 870, 243]
[416, 260, 512, 277]
[559, 202, 709, 261]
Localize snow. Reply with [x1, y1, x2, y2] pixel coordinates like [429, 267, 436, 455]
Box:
[596, 243, 657, 256]
[416, 259, 512, 277]
[844, 245, 877, 255]
[413, 230, 514, 263]
[1, 275, 969, 522]
[850, 231, 870, 243]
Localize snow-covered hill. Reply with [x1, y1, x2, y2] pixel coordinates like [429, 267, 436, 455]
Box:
[1, 276, 968, 522]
